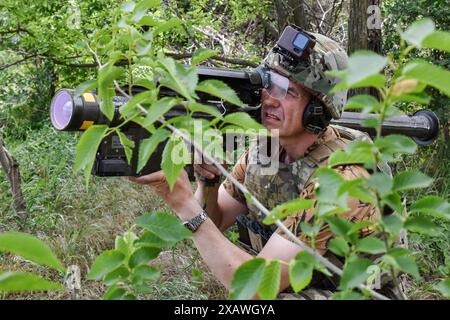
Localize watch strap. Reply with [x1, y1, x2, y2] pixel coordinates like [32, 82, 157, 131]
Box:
[183, 211, 208, 232]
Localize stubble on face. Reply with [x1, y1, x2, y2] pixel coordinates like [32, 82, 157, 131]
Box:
[261, 82, 312, 138]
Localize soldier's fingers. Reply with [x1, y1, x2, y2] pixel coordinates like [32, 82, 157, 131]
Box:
[127, 171, 165, 185]
[194, 165, 217, 179]
[203, 164, 222, 176]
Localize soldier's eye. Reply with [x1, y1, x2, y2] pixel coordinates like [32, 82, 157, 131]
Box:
[287, 89, 299, 98]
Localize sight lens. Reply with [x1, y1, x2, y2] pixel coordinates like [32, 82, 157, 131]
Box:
[50, 90, 74, 130]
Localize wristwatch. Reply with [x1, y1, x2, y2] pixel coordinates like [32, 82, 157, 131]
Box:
[182, 211, 208, 232]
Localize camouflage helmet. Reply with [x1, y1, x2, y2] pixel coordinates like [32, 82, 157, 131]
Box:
[262, 29, 348, 119]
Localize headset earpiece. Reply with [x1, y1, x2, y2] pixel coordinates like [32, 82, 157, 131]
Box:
[302, 98, 331, 134]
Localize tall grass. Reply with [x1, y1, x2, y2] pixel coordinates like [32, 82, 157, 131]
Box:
[397, 137, 450, 299]
[0, 124, 225, 299]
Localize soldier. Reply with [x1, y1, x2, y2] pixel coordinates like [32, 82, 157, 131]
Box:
[130, 26, 403, 299]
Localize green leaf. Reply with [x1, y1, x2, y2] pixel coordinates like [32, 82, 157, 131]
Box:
[361, 117, 380, 129]
[339, 258, 372, 290]
[103, 285, 126, 300]
[347, 220, 373, 236]
[387, 254, 420, 280]
[128, 247, 161, 268]
[0, 232, 65, 272]
[158, 57, 198, 100]
[343, 51, 387, 87]
[392, 171, 433, 192]
[187, 102, 223, 118]
[381, 214, 404, 236]
[136, 15, 159, 27]
[121, 1, 136, 12]
[87, 250, 125, 280]
[288, 252, 315, 293]
[229, 258, 265, 300]
[136, 231, 176, 248]
[299, 222, 315, 238]
[422, 31, 450, 52]
[135, 0, 160, 10]
[333, 290, 365, 300]
[317, 203, 347, 217]
[137, 128, 170, 173]
[74, 125, 109, 185]
[348, 185, 377, 207]
[367, 172, 393, 197]
[222, 112, 265, 130]
[382, 193, 404, 214]
[196, 80, 244, 107]
[192, 48, 219, 65]
[328, 237, 350, 257]
[122, 293, 137, 300]
[375, 135, 417, 155]
[347, 74, 386, 90]
[98, 62, 123, 121]
[0, 272, 63, 292]
[355, 236, 386, 254]
[405, 216, 441, 236]
[115, 231, 138, 257]
[436, 278, 450, 297]
[401, 18, 435, 47]
[161, 138, 189, 190]
[390, 92, 431, 104]
[131, 265, 160, 285]
[136, 212, 192, 242]
[153, 17, 182, 35]
[132, 0, 160, 22]
[402, 60, 450, 98]
[344, 95, 381, 113]
[263, 199, 314, 225]
[316, 168, 346, 206]
[328, 150, 373, 167]
[74, 80, 97, 97]
[104, 266, 130, 286]
[325, 216, 353, 241]
[119, 91, 152, 118]
[257, 260, 281, 300]
[143, 97, 182, 127]
[410, 196, 450, 220]
[117, 131, 135, 165]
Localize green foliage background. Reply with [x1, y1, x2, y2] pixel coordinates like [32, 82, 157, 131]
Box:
[1, 0, 449, 299]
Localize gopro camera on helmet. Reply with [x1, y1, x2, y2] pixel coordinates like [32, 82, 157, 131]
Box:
[275, 25, 316, 62]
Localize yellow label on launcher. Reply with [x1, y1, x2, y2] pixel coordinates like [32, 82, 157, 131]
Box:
[80, 121, 94, 130]
[83, 93, 96, 103]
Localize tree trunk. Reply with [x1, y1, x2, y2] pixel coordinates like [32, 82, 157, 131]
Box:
[273, 0, 309, 35]
[348, 0, 382, 98]
[0, 138, 27, 222]
[288, 0, 309, 30]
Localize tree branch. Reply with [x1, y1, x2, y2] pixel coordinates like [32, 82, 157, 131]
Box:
[0, 27, 32, 36]
[0, 54, 39, 71]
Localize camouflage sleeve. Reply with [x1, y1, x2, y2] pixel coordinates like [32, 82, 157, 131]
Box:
[222, 151, 249, 204]
[275, 165, 381, 252]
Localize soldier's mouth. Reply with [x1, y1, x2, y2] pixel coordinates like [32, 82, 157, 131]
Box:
[265, 112, 281, 121]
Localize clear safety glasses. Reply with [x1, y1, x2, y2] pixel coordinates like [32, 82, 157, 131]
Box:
[262, 71, 290, 100]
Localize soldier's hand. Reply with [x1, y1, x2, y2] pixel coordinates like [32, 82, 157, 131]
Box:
[128, 170, 197, 217]
[193, 163, 224, 180]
